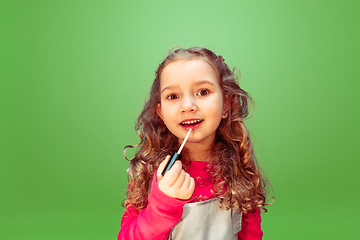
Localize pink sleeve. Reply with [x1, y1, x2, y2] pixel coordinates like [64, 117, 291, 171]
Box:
[118, 173, 190, 240]
[238, 208, 263, 240]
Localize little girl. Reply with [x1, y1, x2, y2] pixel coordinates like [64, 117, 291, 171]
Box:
[118, 47, 269, 240]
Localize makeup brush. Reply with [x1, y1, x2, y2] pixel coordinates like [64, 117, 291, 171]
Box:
[162, 129, 192, 176]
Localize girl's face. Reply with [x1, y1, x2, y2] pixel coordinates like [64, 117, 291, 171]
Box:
[157, 59, 228, 147]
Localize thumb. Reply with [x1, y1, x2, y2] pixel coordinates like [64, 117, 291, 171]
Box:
[157, 155, 171, 179]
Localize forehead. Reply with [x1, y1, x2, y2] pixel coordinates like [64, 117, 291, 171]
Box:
[160, 59, 220, 87]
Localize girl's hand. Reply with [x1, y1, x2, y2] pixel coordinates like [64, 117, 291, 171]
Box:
[156, 155, 195, 200]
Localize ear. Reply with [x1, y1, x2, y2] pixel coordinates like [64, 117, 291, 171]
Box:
[222, 96, 230, 119]
[157, 103, 164, 120]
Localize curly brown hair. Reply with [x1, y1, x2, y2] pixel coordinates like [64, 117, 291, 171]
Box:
[123, 47, 269, 214]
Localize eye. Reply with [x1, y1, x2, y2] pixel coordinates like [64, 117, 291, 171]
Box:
[197, 89, 210, 96]
[166, 93, 179, 100]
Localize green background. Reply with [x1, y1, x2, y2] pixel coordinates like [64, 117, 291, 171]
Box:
[1, 0, 359, 239]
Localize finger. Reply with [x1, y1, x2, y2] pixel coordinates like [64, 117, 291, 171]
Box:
[171, 169, 186, 189]
[178, 172, 190, 191]
[157, 155, 171, 179]
[179, 174, 194, 199]
[188, 176, 195, 193]
[163, 161, 182, 185]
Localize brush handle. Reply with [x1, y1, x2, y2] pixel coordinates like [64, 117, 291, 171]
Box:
[161, 152, 182, 176]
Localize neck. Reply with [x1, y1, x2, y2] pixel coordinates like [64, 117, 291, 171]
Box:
[182, 142, 214, 162]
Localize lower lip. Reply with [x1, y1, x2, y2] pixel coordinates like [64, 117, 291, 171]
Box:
[180, 121, 203, 131]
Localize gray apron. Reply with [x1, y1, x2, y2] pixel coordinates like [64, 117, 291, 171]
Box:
[168, 198, 242, 240]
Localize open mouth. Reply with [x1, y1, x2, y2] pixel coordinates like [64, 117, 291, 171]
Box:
[180, 119, 204, 127]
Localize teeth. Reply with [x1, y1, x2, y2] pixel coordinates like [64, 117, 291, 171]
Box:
[181, 120, 202, 125]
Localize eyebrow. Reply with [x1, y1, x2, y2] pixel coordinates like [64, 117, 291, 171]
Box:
[161, 80, 215, 93]
[161, 85, 179, 94]
[193, 80, 215, 87]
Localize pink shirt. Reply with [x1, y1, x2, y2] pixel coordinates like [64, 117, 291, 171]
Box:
[118, 161, 263, 240]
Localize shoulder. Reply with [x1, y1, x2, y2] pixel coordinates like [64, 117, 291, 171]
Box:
[242, 208, 262, 222]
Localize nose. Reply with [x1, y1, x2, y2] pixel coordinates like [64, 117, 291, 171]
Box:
[180, 95, 197, 113]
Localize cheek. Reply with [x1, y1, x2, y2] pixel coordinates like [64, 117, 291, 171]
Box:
[208, 97, 224, 116]
[160, 103, 176, 121]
